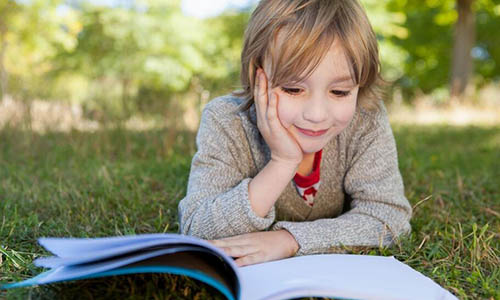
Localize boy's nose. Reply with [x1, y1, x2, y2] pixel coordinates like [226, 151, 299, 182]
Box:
[303, 95, 328, 123]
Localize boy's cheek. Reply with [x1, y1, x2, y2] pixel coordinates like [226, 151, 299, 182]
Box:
[276, 97, 296, 129]
[338, 107, 356, 124]
[334, 95, 358, 125]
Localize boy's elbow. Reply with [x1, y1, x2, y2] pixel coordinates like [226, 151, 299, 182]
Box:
[401, 206, 413, 236]
[177, 199, 193, 235]
[394, 200, 413, 238]
[387, 220, 411, 245]
[402, 220, 412, 235]
[179, 222, 216, 240]
[178, 214, 189, 235]
[178, 213, 199, 237]
[177, 202, 211, 239]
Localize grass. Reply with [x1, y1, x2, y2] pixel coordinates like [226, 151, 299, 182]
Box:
[0, 124, 498, 299]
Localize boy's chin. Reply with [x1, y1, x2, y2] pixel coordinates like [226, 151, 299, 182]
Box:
[299, 143, 326, 154]
[295, 129, 337, 154]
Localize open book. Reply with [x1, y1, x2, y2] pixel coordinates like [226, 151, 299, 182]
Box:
[2, 233, 457, 300]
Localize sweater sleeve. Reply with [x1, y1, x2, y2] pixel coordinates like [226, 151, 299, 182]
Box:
[178, 103, 275, 239]
[272, 105, 412, 256]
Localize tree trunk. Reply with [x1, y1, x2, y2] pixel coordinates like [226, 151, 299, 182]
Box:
[450, 0, 475, 101]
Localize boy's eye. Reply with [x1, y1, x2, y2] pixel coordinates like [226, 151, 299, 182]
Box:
[280, 87, 351, 97]
[280, 87, 303, 95]
[330, 90, 351, 97]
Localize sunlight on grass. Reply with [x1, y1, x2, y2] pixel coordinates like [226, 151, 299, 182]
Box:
[388, 102, 500, 126]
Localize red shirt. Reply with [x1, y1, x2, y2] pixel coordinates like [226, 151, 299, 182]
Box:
[292, 149, 323, 207]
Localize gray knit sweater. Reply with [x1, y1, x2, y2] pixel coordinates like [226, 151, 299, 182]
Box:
[178, 95, 412, 256]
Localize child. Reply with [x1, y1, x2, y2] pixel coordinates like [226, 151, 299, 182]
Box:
[178, 0, 412, 267]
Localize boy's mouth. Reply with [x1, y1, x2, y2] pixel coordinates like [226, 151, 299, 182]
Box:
[296, 126, 329, 137]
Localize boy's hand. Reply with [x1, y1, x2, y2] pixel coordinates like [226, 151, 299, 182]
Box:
[207, 230, 299, 267]
[254, 68, 303, 167]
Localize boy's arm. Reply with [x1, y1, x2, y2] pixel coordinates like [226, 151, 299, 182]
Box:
[272, 106, 413, 255]
[179, 101, 283, 239]
[249, 158, 298, 218]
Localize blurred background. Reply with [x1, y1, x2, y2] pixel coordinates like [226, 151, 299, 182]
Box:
[0, 0, 499, 132]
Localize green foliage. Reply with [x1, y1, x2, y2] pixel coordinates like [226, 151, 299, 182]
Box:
[385, 0, 500, 99]
[1, 0, 73, 101]
[475, 0, 500, 81]
[1, 0, 500, 113]
[386, 0, 454, 96]
[49, 1, 249, 119]
[51, 2, 202, 118]
[1, 0, 248, 120]
[195, 11, 250, 94]
[361, 0, 411, 85]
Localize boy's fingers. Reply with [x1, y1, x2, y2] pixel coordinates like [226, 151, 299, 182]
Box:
[253, 69, 260, 100]
[235, 253, 260, 267]
[208, 235, 250, 247]
[258, 70, 268, 100]
[222, 245, 258, 258]
[254, 69, 269, 130]
[266, 92, 278, 124]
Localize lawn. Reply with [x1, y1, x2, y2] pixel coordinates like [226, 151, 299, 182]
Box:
[0, 124, 499, 299]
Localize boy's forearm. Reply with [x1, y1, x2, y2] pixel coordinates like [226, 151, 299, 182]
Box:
[248, 160, 298, 218]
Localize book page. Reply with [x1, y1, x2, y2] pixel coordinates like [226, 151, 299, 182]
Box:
[239, 254, 457, 300]
[25, 235, 242, 299]
[36, 240, 200, 268]
[4, 247, 241, 300]
[38, 234, 193, 257]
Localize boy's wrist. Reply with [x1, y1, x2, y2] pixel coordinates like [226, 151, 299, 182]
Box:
[280, 229, 299, 256]
[269, 158, 300, 173]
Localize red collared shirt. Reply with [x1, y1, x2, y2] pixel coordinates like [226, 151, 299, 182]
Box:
[292, 149, 323, 207]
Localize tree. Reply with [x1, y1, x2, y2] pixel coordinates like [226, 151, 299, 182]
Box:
[386, 0, 500, 102]
[450, 0, 476, 100]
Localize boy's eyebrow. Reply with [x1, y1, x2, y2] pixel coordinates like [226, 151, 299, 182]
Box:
[298, 75, 354, 85]
[330, 75, 354, 83]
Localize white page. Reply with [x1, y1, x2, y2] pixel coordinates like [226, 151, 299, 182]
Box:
[38, 234, 184, 257]
[35, 234, 241, 284]
[35, 238, 195, 268]
[35, 246, 206, 284]
[239, 254, 457, 300]
[14, 234, 242, 300]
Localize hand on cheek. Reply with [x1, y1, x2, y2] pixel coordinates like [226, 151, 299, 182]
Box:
[207, 230, 299, 267]
[254, 68, 303, 167]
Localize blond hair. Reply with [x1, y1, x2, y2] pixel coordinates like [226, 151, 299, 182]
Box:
[233, 0, 384, 112]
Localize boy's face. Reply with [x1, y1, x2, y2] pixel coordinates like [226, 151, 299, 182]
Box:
[264, 39, 359, 154]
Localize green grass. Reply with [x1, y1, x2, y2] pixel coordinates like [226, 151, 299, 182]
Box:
[0, 124, 499, 299]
